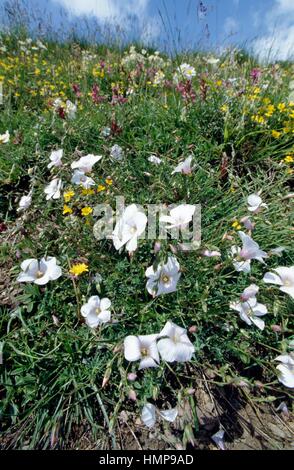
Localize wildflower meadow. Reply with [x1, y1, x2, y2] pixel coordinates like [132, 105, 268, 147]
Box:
[0, 10, 293, 452]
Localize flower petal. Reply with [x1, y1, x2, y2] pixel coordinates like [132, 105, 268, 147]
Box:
[251, 316, 265, 331]
[141, 403, 156, 428]
[124, 336, 141, 362]
[100, 298, 111, 311]
[159, 407, 178, 423]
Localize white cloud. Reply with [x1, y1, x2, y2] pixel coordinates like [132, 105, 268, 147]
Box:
[277, 0, 294, 12]
[253, 0, 294, 61]
[224, 17, 239, 36]
[53, 0, 161, 42]
[254, 27, 294, 62]
[55, 0, 149, 20]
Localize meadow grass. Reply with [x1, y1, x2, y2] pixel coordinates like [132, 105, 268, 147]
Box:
[0, 33, 293, 449]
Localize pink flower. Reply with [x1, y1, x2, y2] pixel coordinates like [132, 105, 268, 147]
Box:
[250, 68, 262, 83]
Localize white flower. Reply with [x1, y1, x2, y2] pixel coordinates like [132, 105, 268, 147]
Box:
[81, 296, 111, 328]
[230, 297, 268, 331]
[269, 246, 286, 257]
[240, 284, 259, 302]
[48, 149, 63, 169]
[230, 246, 251, 273]
[0, 130, 10, 144]
[17, 257, 62, 285]
[44, 178, 62, 200]
[141, 403, 178, 428]
[148, 155, 162, 165]
[36, 39, 47, 50]
[202, 249, 221, 257]
[172, 155, 194, 175]
[71, 154, 102, 173]
[110, 144, 124, 161]
[227, 77, 238, 84]
[247, 194, 268, 213]
[112, 204, 147, 253]
[17, 194, 32, 212]
[145, 256, 181, 297]
[211, 429, 225, 450]
[141, 404, 156, 428]
[206, 57, 220, 66]
[101, 127, 111, 137]
[53, 98, 63, 109]
[178, 63, 196, 80]
[239, 232, 267, 261]
[124, 334, 159, 369]
[275, 354, 294, 388]
[71, 170, 95, 189]
[65, 100, 77, 119]
[153, 70, 165, 85]
[157, 321, 195, 363]
[231, 231, 268, 272]
[160, 204, 196, 229]
[263, 267, 294, 299]
[240, 216, 255, 231]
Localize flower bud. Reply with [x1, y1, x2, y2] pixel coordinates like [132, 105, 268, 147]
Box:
[154, 241, 161, 253]
[128, 389, 137, 401]
[189, 325, 197, 333]
[127, 372, 137, 381]
[271, 324, 282, 333]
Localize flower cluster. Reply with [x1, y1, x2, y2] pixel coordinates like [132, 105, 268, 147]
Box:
[4, 38, 293, 448]
[124, 321, 195, 368]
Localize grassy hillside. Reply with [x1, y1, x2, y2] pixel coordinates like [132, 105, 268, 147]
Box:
[0, 34, 293, 449]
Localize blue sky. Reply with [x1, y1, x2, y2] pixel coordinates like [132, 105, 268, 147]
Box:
[0, 0, 293, 60]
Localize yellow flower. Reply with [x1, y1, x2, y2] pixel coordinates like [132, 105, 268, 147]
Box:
[82, 188, 95, 196]
[105, 178, 113, 186]
[97, 185, 106, 192]
[265, 104, 275, 117]
[251, 115, 265, 124]
[221, 104, 229, 113]
[69, 263, 89, 276]
[278, 103, 286, 112]
[63, 204, 73, 215]
[284, 155, 294, 164]
[81, 206, 93, 216]
[64, 190, 75, 202]
[232, 221, 242, 230]
[272, 130, 281, 139]
[248, 94, 258, 101]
